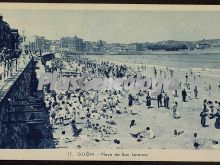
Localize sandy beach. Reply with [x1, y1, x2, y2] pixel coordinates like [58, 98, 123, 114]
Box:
[46, 54, 220, 150]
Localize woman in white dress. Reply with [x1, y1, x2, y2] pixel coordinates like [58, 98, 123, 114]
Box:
[172, 102, 180, 119]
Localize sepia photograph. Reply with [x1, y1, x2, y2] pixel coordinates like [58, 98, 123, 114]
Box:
[0, 3, 220, 161]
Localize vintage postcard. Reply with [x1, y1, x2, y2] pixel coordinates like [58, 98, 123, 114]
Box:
[0, 3, 220, 161]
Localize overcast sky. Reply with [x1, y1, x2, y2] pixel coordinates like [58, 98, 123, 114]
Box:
[1, 9, 220, 43]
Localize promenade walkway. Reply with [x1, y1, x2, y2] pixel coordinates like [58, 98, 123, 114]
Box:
[0, 54, 32, 102]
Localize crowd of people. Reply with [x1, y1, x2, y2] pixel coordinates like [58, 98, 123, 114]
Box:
[41, 55, 220, 149]
[0, 47, 21, 63]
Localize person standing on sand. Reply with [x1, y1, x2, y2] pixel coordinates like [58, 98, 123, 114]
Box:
[172, 89, 178, 97]
[185, 73, 188, 83]
[146, 92, 152, 109]
[215, 107, 220, 129]
[128, 94, 134, 107]
[193, 133, 200, 149]
[187, 87, 192, 100]
[194, 86, 198, 99]
[170, 69, 174, 78]
[157, 93, 163, 108]
[160, 69, 162, 77]
[204, 82, 208, 91]
[128, 93, 135, 114]
[182, 89, 187, 102]
[178, 82, 182, 89]
[164, 70, 167, 78]
[194, 74, 196, 81]
[200, 109, 208, 127]
[154, 67, 157, 78]
[172, 102, 180, 119]
[189, 68, 193, 75]
[164, 93, 170, 109]
[208, 84, 212, 96]
[203, 99, 207, 111]
[215, 102, 220, 114]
